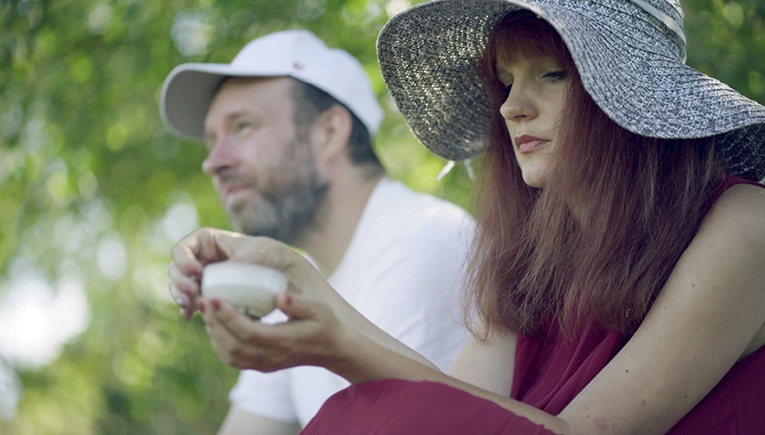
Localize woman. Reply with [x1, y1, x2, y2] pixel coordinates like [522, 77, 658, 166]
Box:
[170, 0, 765, 433]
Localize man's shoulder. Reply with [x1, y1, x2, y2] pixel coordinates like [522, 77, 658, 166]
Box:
[372, 178, 474, 225]
[360, 179, 475, 249]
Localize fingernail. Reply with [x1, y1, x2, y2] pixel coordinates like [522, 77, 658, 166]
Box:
[211, 299, 221, 311]
[284, 294, 293, 306]
[176, 297, 187, 306]
[198, 301, 206, 313]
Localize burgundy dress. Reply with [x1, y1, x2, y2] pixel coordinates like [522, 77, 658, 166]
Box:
[302, 177, 765, 434]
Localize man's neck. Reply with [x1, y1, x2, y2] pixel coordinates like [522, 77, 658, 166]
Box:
[298, 173, 384, 277]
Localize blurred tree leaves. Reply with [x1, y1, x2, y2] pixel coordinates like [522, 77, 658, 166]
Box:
[0, 0, 762, 434]
[685, 0, 765, 97]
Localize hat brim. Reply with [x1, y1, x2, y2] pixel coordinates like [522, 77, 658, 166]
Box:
[377, 0, 765, 179]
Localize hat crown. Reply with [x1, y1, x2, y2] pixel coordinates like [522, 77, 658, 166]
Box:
[231, 30, 336, 69]
[628, 0, 686, 62]
[228, 30, 384, 135]
[532, 0, 687, 62]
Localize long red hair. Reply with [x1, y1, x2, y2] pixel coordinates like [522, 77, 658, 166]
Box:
[466, 11, 726, 339]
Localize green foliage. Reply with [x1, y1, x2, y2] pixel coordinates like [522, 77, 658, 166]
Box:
[0, 0, 762, 434]
[684, 0, 765, 102]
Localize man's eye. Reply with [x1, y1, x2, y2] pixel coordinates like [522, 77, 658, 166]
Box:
[234, 122, 253, 137]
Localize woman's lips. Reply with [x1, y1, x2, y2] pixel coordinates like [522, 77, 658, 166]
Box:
[515, 134, 549, 154]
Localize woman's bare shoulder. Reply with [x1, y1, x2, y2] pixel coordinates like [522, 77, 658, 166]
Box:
[557, 181, 765, 433]
[707, 182, 765, 226]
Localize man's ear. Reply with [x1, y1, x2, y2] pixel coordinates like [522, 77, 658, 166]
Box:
[312, 105, 352, 163]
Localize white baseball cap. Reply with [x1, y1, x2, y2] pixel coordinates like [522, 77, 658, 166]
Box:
[160, 29, 384, 142]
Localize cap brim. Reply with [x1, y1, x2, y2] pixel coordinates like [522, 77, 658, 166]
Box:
[160, 63, 291, 142]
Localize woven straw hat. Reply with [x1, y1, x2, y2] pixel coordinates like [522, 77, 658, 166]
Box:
[377, 0, 765, 180]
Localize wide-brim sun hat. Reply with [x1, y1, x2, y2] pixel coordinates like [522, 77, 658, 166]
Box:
[377, 0, 765, 180]
[161, 29, 384, 141]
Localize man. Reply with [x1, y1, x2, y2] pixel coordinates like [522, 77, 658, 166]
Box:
[160, 30, 474, 434]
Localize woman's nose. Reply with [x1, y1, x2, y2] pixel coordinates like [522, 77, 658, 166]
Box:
[499, 84, 537, 122]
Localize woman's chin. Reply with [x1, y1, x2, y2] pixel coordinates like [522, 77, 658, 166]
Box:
[521, 172, 547, 189]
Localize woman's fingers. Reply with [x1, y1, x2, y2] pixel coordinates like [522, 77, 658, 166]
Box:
[168, 282, 193, 319]
[169, 228, 352, 369]
[170, 227, 249, 270]
[168, 228, 248, 320]
[172, 228, 330, 302]
[170, 232, 206, 275]
[167, 259, 204, 319]
[199, 292, 340, 372]
[275, 291, 315, 321]
[199, 298, 282, 369]
[198, 299, 251, 368]
[168, 262, 200, 295]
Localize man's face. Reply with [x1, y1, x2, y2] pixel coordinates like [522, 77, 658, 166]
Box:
[202, 77, 328, 244]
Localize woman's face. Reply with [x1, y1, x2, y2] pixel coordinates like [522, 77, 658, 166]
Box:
[497, 53, 571, 188]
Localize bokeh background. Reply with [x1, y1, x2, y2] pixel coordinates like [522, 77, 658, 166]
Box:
[1, 0, 763, 433]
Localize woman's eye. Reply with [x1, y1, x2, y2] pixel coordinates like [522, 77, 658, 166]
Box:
[544, 71, 568, 82]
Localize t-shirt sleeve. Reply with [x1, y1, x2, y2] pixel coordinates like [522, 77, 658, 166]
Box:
[227, 310, 298, 423]
[228, 369, 297, 423]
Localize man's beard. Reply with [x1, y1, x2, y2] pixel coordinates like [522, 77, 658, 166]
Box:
[230, 171, 328, 245]
[225, 132, 329, 245]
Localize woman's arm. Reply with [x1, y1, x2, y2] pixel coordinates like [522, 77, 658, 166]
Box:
[449, 319, 517, 396]
[315, 183, 765, 434]
[173, 183, 765, 434]
[170, 227, 565, 428]
[558, 183, 765, 433]
[169, 228, 440, 370]
[200, 294, 568, 432]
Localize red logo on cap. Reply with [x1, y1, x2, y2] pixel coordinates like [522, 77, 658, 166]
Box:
[292, 62, 305, 70]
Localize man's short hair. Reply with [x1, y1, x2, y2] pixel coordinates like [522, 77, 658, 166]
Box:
[291, 80, 383, 169]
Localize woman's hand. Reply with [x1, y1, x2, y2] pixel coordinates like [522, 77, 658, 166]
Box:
[198, 291, 353, 373]
[168, 227, 330, 318]
[167, 227, 446, 382]
[167, 227, 358, 372]
[167, 228, 251, 319]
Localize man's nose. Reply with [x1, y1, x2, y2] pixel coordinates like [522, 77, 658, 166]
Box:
[201, 137, 236, 176]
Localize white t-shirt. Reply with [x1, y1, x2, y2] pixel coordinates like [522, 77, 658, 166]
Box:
[228, 178, 475, 427]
